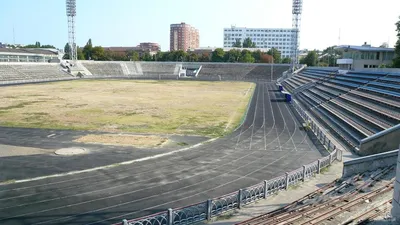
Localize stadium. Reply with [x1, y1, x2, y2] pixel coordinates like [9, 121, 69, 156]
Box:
[0, 1, 400, 225]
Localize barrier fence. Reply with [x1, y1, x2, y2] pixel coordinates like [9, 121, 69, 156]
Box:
[292, 100, 341, 155]
[117, 100, 342, 225]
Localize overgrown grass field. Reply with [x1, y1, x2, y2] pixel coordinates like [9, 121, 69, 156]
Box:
[0, 80, 255, 137]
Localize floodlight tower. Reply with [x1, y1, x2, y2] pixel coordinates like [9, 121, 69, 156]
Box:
[66, 0, 77, 62]
[291, 0, 303, 72]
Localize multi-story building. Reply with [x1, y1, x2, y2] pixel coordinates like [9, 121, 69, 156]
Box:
[336, 43, 395, 70]
[223, 26, 294, 58]
[138, 42, 160, 52]
[104, 42, 161, 57]
[170, 22, 200, 51]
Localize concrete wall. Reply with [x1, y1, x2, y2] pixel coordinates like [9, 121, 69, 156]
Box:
[353, 59, 393, 70]
[391, 145, 400, 221]
[342, 149, 399, 178]
[358, 124, 400, 156]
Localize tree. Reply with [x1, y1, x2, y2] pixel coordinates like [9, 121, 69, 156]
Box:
[239, 50, 255, 63]
[40, 45, 55, 48]
[281, 57, 291, 64]
[141, 52, 153, 61]
[211, 48, 225, 62]
[130, 51, 140, 61]
[199, 53, 210, 62]
[170, 50, 187, 61]
[91, 46, 105, 60]
[300, 50, 318, 66]
[225, 49, 241, 62]
[22, 42, 55, 49]
[232, 39, 242, 48]
[260, 54, 273, 63]
[393, 16, 400, 68]
[252, 50, 263, 63]
[188, 53, 199, 62]
[320, 46, 341, 66]
[154, 51, 164, 61]
[83, 39, 93, 60]
[242, 38, 256, 48]
[77, 47, 85, 60]
[63, 43, 71, 59]
[267, 48, 281, 63]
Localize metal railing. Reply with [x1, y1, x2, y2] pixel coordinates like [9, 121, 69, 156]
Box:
[118, 100, 342, 225]
[119, 149, 340, 225]
[292, 99, 338, 153]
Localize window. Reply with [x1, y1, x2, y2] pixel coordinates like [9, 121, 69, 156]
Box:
[364, 65, 368, 68]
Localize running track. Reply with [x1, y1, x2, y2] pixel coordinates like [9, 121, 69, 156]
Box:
[0, 82, 325, 225]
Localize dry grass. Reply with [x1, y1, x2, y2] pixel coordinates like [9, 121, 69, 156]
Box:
[75, 134, 168, 148]
[0, 80, 255, 137]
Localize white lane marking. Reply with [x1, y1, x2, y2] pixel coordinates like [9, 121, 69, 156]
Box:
[0, 137, 218, 186]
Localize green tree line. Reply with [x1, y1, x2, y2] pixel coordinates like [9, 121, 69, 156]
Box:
[63, 38, 291, 64]
[22, 41, 56, 49]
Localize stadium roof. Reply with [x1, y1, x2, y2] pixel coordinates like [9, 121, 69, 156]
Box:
[335, 45, 395, 52]
[0, 48, 59, 55]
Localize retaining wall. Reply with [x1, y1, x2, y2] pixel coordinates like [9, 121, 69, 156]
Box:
[358, 124, 400, 156]
[342, 149, 399, 177]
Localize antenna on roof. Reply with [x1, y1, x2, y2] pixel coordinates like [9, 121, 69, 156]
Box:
[338, 28, 341, 46]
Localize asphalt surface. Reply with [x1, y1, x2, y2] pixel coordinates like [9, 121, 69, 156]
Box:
[0, 128, 208, 181]
[0, 82, 326, 225]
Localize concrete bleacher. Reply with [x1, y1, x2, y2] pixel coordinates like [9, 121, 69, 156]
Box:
[78, 62, 289, 81]
[282, 68, 400, 151]
[124, 62, 141, 75]
[0, 63, 71, 82]
[197, 63, 256, 80]
[81, 62, 125, 76]
[140, 62, 177, 75]
[244, 65, 289, 80]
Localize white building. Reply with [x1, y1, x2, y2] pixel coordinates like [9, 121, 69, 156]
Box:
[0, 48, 61, 62]
[223, 26, 295, 58]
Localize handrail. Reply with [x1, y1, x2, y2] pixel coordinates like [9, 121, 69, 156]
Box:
[117, 149, 341, 225]
[360, 123, 400, 144]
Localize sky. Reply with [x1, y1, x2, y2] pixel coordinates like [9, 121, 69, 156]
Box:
[0, 0, 399, 51]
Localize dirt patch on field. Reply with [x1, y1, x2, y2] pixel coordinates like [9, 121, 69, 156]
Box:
[0, 144, 55, 157]
[75, 134, 168, 148]
[0, 80, 255, 137]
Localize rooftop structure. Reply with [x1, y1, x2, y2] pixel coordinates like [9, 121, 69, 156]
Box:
[0, 48, 61, 62]
[336, 42, 395, 70]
